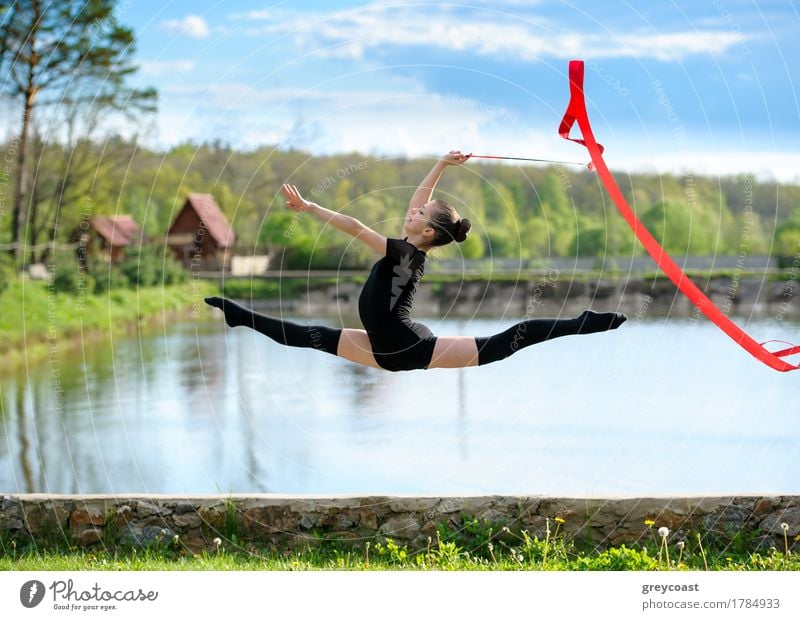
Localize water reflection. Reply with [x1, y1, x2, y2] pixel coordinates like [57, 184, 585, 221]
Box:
[1, 315, 799, 495]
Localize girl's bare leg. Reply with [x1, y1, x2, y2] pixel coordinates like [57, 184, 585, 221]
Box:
[428, 336, 480, 369]
[336, 328, 383, 369]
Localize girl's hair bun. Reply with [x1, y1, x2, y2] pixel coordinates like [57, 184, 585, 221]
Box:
[453, 218, 471, 243]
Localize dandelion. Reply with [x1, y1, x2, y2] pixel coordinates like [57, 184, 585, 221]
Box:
[365, 541, 370, 567]
[553, 516, 564, 541]
[657, 527, 670, 568]
[487, 541, 497, 564]
[781, 523, 790, 556]
[676, 541, 685, 565]
[543, 518, 551, 567]
[696, 533, 708, 571]
[644, 520, 658, 547]
[173, 534, 180, 547]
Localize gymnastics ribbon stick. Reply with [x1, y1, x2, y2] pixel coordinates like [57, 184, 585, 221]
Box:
[468, 154, 586, 166]
[559, 59, 800, 372]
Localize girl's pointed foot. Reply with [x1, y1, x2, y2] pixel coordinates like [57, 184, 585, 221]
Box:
[577, 310, 627, 333]
[204, 296, 249, 328]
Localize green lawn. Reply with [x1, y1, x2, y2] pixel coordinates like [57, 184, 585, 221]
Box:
[2, 531, 797, 571]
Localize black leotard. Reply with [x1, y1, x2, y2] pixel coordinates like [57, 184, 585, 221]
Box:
[358, 237, 438, 371]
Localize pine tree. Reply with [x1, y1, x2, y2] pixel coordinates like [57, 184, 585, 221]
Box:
[0, 0, 156, 264]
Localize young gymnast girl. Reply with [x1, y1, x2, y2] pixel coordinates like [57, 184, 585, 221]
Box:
[205, 150, 626, 371]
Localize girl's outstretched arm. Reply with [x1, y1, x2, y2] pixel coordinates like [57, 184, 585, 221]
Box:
[405, 150, 471, 227]
[281, 184, 386, 254]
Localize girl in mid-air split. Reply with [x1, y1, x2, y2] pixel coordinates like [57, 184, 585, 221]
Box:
[205, 150, 626, 371]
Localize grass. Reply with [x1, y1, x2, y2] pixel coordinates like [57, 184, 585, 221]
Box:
[1, 539, 797, 572]
[2, 518, 798, 571]
[0, 277, 219, 371]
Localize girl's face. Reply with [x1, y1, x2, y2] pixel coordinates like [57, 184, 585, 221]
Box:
[404, 201, 436, 239]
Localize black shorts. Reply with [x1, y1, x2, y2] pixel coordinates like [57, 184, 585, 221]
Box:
[368, 321, 438, 372]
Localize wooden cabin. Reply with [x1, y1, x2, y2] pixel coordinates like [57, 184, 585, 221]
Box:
[71, 215, 143, 263]
[167, 193, 236, 270]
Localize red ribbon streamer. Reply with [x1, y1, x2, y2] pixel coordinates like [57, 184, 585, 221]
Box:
[559, 59, 800, 372]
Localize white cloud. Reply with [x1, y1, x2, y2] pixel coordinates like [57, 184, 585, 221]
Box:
[148, 77, 800, 182]
[159, 15, 211, 39]
[232, 3, 748, 62]
[139, 60, 196, 76]
[620, 150, 800, 184]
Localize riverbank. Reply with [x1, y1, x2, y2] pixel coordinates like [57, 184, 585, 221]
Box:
[221, 270, 800, 319]
[0, 278, 219, 372]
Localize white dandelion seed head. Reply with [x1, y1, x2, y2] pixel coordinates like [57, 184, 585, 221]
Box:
[781, 522, 789, 532]
[658, 526, 670, 538]
[213, 537, 222, 546]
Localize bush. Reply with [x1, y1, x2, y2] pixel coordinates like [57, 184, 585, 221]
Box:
[118, 245, 187, 287]
[49, 260, 88, 294]
[0, 254, 17, 295]
[88, 256, 128, 293]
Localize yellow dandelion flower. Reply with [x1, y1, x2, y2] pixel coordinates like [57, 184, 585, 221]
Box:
[555, 517, 565, 524]
[644, 519, 655, 527]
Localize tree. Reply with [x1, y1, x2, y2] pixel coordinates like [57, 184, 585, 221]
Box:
[0, 0, 156, 265]
[775, 207, 800, 261]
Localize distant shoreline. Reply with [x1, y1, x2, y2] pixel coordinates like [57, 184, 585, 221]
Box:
[222, 272, 800, 320]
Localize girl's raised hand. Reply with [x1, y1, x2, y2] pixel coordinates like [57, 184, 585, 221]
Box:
[281, 184, 314, 212]
[441, 150, 471, 166]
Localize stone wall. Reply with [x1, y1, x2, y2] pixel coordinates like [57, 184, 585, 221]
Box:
[2, 495, 798, 555]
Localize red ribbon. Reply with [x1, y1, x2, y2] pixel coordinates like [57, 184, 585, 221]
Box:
[559, 59, 800, 372]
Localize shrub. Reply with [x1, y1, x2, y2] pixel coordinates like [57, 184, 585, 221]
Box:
[0, 254, 17, 295]
[48, 260, 87, 294]
[88, 256, 128, 293]
[118, 245, 187, 287]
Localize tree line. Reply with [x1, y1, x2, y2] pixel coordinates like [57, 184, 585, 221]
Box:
[2, 135, 800, 268]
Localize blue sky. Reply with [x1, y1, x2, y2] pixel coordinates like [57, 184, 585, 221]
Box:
[125, 0, 800, 181]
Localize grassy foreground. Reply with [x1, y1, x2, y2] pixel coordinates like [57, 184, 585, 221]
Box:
[2, 531, 798, 571]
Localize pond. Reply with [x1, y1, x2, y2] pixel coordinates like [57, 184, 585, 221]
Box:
[1, 313, 798, 495]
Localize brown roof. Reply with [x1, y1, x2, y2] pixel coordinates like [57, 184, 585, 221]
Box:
[172, 193, 236, 248]
[90, 215, 142, 247]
